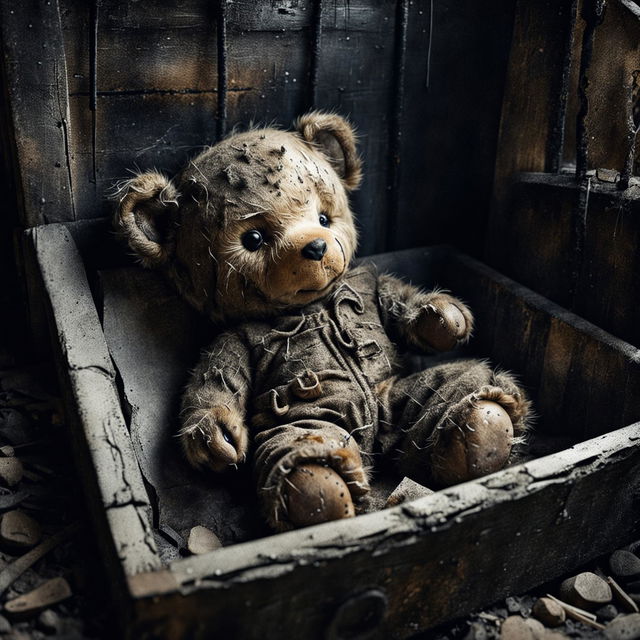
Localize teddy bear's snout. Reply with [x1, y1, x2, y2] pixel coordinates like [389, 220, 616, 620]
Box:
[301, 238, 327, 261]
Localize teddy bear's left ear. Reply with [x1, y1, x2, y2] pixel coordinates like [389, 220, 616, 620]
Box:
[295, 111, 362, 191]
[113, 171, 179, 267]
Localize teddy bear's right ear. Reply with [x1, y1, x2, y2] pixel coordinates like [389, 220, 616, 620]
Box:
[296, 111, 362, 191]
[114, 171, 179, 267]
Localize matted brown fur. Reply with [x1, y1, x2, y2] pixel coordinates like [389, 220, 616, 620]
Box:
[114, 112, 531, 531]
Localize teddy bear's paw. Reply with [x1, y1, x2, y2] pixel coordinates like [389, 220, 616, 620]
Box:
[430, 399, 514, 486]
[282, 464, 355, 528]
[414, 294, 473, 352]
[179, 405, 248, 473]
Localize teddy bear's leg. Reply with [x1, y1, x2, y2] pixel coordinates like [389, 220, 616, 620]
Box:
[254, 421, 370, 531]
[380, 359, 530, 487]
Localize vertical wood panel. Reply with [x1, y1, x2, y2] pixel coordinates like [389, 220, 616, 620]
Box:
[313, 1, 396, 255]
[396, 1, 515, 257]
[583, 0, 640, 175]
[1, 0, 75, 226]
[487, 0, 576, 265]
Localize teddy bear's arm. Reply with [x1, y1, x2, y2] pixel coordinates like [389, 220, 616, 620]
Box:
[178, 330, 252, 473]
[377, 273, 474, 352]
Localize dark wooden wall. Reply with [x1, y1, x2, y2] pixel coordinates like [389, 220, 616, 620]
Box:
[487, 0, 640, 347]
[1, 0, 515, 257]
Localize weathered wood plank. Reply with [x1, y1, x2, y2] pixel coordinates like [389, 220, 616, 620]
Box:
[128, 423, 640, 639]
[25, 223, 160, 577]
[67, 92, 224, 219]
[487, 0, 576, 265]
[582, 0, 640, 175]
[1, 0, 75, 226]
[312, 0, 396, 256]
[395, 1, 516, 257]
[53, 0, 515, 261]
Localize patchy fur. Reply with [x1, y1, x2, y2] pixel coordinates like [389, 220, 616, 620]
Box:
[114, 112, 532, 531]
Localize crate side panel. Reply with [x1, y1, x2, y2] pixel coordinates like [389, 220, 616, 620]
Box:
[27, 224, 161, 576]
[440, 251, 640, 440]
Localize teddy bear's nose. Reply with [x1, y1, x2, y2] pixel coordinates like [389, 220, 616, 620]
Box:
[301, 238, 328, 261]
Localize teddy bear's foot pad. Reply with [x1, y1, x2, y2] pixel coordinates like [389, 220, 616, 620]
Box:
[432, 400, 514, 486]
[284, 464, 355, 528]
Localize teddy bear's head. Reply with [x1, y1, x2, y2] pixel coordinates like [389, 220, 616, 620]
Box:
[115, 112, 362, 322]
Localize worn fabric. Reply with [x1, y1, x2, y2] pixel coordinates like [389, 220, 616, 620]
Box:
[183, 264, 528, 529]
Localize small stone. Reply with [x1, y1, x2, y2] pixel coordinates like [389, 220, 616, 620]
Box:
[0, 511, 42, 549]
[500, 616, 536, 640]
[596, 168, 620, 183]
[610, 551, 640, 582]
[0, 614, 11, 633]
[37, 609, 59, 634]
[604, 613, 640, 640]
[523, 617, 546, 639]
[5, 578, 72, 617]
[464, 621, 488, 640]
[506, 596, 521, 614]
[532, 597, 566, 626]
[0, 458, 23, 487]
[385, 477, 434, 507]
[0, 445, 15, 457]
[542, 632, 569, 640]
[559, 572, 612, 610]
[187, 526, 222, 555]
[597, 604, 621, 622]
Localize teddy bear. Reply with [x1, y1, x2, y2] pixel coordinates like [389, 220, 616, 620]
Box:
[115, 112, 530, 532]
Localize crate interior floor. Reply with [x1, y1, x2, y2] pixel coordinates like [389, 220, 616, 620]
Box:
[97, 258, 576, 564]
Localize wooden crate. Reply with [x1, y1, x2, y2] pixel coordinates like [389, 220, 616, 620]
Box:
[26, 223, 640, 638]
[5, 0, 640, 636]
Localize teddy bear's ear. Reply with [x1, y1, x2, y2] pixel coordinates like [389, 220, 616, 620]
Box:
[295, 111, 362, 191]
[114, 171, 179, 267]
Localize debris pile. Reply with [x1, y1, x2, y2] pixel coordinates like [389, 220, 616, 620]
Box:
[431, 545, 640, 640]
[0, 365, 106, 639]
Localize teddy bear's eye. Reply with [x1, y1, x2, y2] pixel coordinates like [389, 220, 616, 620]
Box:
[319, 213, 330, 227]
[242, 230, 264, 251]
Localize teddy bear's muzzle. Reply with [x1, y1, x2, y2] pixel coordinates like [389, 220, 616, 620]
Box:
[265, 231, 346, 303]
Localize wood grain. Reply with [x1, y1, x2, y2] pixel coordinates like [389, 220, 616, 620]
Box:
[1, 0, 75, 226]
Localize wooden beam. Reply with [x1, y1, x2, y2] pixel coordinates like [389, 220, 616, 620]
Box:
[487, 0, 577, 265]
[25, 223, 160, 579]
[1, 0, 75, 226]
